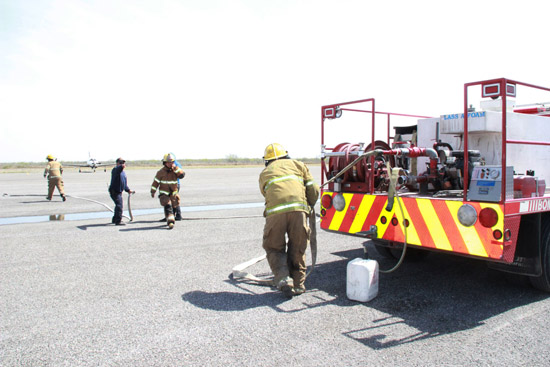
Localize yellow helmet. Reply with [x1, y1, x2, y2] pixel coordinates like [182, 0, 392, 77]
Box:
[163, 153, 175, 163]
[46, 154, 55, 160]
[263, 143, 288, 161]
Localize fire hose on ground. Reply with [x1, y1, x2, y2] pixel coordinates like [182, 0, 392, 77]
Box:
[4, 191, 311, 284]
[231, 208, 318, 286]
[66, 194, 267, 222]
[66, 193, 134, 221]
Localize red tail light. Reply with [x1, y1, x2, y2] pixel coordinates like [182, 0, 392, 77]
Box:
[321, 194, 333, 209]
[479, 207, 498, 228]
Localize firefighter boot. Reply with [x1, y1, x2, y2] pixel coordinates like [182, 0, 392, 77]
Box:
[164, 205, 175, 229]
[175, 206, 182, 221]
[293, 285, 306, 296]
[277, 276, 294, 299]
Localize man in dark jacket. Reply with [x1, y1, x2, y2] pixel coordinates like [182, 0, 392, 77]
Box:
[109, 157, 133, 225]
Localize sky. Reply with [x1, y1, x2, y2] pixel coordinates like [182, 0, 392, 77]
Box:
[1, 0, 550, 163]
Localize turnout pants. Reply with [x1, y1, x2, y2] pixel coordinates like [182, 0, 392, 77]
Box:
[262, 211, 310, 288]
[159, 193, 181, 219]
[47, 177, 65, 199]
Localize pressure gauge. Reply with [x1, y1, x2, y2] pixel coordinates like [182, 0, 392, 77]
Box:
[490, 169, 500, 179]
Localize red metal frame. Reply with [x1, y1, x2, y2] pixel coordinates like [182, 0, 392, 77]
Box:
[321, 99, 432, 192]
[463, 78, 550, 203]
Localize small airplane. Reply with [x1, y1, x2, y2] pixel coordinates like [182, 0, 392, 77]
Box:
[65, 154, 116, 172]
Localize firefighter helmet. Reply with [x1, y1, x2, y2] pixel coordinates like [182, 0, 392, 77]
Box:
[263, 143, 288, 161]
[46, 154, 55, 160]
[163, 153, 175, 163]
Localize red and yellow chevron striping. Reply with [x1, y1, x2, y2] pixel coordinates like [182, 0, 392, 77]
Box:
[320, 191, 509, 261]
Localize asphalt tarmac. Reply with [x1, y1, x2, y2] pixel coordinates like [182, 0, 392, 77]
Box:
[1, 166, 549, 366]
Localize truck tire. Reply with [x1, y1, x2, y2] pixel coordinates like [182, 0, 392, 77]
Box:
[529, 216, 550, 292]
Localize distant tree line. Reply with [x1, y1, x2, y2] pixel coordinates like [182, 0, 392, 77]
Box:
[0, 157, 319, 170]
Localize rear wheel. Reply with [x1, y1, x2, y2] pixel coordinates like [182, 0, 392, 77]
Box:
[529, 217, 550, 292]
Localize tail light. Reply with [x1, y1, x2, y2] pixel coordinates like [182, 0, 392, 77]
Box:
[321, 194, 333, 209]
[479, 207, 498, 228]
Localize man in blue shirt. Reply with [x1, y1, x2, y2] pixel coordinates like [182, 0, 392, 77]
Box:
[109, 157, 133, 225]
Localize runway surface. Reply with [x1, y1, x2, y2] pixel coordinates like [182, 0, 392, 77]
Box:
[1, 166, 549, 366]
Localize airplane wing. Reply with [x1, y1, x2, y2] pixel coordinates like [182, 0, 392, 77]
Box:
[63, 163, 91, 168]
[63, 161, 116, 172]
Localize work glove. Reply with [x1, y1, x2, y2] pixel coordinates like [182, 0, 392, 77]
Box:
[151, 192, 155, 198]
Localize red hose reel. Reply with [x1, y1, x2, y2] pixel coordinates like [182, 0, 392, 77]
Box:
[325, 140, 395, 193]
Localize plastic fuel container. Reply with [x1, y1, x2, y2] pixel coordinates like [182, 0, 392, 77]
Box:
[346, 258, 379, 302]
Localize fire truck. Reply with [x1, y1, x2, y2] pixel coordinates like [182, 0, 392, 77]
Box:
[320, 78, 550, 291]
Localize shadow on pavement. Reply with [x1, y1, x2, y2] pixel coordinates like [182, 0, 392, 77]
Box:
[76, 223, 112, 230]
[119, 220, 169, 231]
[76, 220, 167, 231]
[332, 245, 547, 349]
[182, 243, 548, 349]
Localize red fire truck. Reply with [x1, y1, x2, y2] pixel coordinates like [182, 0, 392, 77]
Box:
[320, 78, 550, 291]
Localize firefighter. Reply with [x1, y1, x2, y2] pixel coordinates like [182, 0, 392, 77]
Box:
[151, 153, 185, 229]
[259, 143, 319, 298]
[43, 154, 66, 201]
[157, 153, 183, 221]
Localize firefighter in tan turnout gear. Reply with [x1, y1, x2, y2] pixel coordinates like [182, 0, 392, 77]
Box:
[151, 153, 185, 229]
[259, 143, 319, 298]
[43, 154, 66, 201]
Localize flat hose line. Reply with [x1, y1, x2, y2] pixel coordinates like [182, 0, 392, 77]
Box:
[66, 194, 133, 221]
[67, 193, 319, 285]
[67, 194, 268, 222]
[7, 193, 265, 222]
[231, 208, 318, 286]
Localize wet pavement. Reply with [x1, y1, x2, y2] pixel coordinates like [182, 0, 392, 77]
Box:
[0, 201, 264, 225]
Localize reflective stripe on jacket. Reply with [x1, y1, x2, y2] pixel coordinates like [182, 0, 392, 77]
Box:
[44, 161, 63, 179]
[259, 158, 319, 217]
[151, 165, 185, 196]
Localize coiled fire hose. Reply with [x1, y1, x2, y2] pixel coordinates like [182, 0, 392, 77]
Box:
[322, 149, 384, 188]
